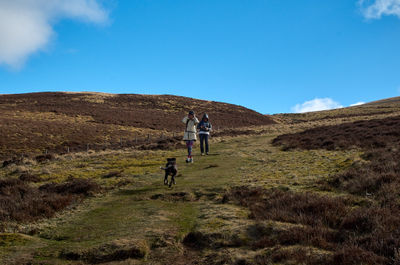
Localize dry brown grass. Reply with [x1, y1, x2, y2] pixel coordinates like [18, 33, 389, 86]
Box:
[0, 177, 100, 225]
[0, 92, 274, 160]
[60, 238, 149, 264]
[223, 186, 399, 264]
[269, 115, 400, 264]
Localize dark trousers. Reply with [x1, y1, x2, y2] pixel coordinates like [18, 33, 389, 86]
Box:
[199, 134, 209, 153]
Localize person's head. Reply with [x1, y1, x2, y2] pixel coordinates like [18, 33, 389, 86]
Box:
[202, 113, 209, 122]
[188, 110, 195, 119]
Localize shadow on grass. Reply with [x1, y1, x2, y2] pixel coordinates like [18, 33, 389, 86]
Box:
[115, 186, 161, 196]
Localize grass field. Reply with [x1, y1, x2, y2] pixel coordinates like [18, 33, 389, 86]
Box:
[0, 130, 362, 264]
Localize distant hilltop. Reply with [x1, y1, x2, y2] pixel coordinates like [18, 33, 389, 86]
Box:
[0, 92, 275, 159]
[272, 96, 400, 124]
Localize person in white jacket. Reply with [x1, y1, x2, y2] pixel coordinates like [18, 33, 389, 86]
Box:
[182, 110, 199, 163]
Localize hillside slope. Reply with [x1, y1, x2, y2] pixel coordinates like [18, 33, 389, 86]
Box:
[2, 95, 400, 264]
[0, 92, 274, 159]
[0, 130, 363, 265]
[273, 96, 400, 124]
[364, 96, 400, 106]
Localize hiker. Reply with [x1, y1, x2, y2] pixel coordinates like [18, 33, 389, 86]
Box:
[182, 110, 199, 163]
[197, 113, 212, 155]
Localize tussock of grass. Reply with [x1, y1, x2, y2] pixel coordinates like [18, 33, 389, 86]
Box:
[223, 186, 400, 264]
[0, 177, 99, 224]
[0, 233, 30, 247]
[60, 238, 149, 263]
[18, 173, 41, 183]
[254, 245, 385, 265]
[39, 177, 100, 196]
[224, 187, 350, 228]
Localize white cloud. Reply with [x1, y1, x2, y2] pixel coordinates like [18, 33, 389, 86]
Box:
[0, 0, 109, 69]
[350, 102, 366, 106]
[292, 98, 344, 113]
[359, 0, 400, 19]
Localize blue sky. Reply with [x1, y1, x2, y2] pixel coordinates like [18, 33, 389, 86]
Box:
[1, 0, 400, 114]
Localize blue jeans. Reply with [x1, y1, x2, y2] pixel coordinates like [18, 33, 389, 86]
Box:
[199, 134, 209, 153]
[186, 140, 194, 157]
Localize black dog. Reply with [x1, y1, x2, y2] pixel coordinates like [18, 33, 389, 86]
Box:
[160, 158, 178, 187]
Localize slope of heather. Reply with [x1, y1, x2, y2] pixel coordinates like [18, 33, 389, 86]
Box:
[364, 96, 400, 106]
[272, 115, 400, 151]
[272, 115, 400, 264]
[273, 96, 400, 124]
[0, 92, 274, 130]
[0, 92, 274, 159]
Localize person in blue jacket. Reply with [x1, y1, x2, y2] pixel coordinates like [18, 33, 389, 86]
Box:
[197, 113, 212, 155]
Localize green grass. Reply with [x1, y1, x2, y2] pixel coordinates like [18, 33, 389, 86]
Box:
[0, 234, 31, 248]
[0, 133, 362, 264]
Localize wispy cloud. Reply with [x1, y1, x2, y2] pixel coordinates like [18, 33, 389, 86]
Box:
[292, 98, 344, 113]
[350, 102, 366, 106]
[359, 0, 400, 19]
[0, 0, 109, 69]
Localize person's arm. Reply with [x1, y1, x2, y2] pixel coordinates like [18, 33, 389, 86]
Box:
[182, 116, 188, 124]
[208, 123, 212, 131]
[194, 117, 199, 124]
[197, 121, 202, 130]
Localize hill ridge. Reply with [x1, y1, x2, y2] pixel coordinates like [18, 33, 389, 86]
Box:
[0, 92, 274, 159]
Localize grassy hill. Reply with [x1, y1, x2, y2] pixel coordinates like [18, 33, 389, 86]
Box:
[273, 96, 400, 125]
[1, 95, 400, 264]
[0, 92, 274, 160]
[364, 96, 400, 106]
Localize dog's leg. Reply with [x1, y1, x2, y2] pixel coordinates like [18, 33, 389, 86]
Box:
[168, 173, 175, 188]
[164, 172, 169, 185]
[171, 172, 177, 186]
